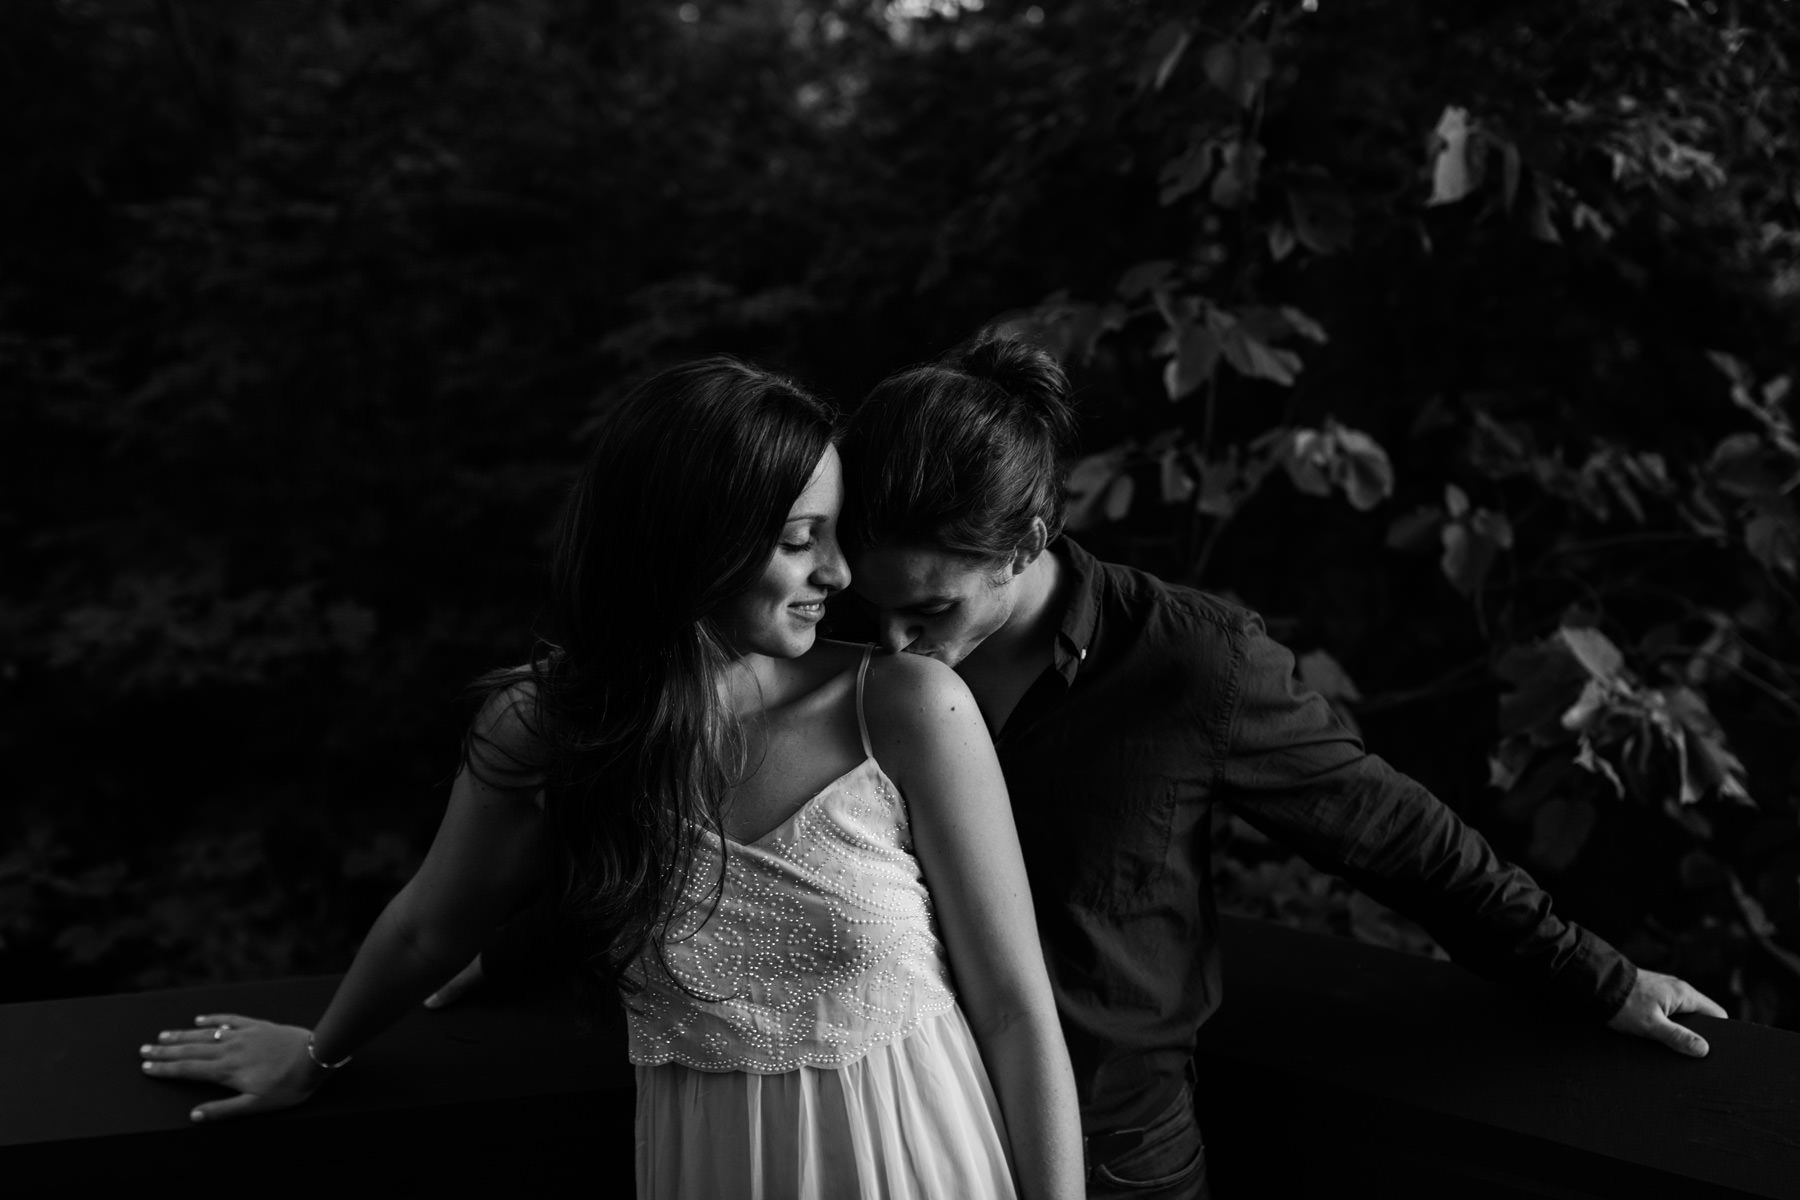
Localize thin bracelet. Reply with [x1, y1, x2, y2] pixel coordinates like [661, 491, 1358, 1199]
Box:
[306, 1034, 354, 1071]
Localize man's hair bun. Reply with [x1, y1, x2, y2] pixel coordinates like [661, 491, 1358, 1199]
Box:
[947, 333, 1077, 448]
[951, 334, 1067, 402]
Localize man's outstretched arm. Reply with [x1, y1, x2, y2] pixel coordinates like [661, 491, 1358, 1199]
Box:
[1213, 610, 1727, 1054]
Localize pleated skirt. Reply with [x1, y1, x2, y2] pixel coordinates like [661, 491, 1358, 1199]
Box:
[634, 1006, 1018, 1199]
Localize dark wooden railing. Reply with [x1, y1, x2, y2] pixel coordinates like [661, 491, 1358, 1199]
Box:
[5, 917, 1796, 1198]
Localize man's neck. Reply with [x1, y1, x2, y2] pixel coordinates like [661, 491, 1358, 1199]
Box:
[963, 547, 1067, 679]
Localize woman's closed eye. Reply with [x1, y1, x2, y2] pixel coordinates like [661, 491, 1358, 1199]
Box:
[780, 537, 817, 553]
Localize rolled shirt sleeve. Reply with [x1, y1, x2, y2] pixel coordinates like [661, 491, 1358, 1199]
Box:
[1214, 610, 1636, 1023]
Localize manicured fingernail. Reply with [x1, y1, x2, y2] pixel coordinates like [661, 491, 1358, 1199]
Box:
[194, 1015, 209, 1024]
[158, 1031, 173, 1041]
[190, 1110, 205, 1123]
[139, 1044, 152, 1055]
[141, 1061, 154, 1072]
[423, 995, 441, 1008]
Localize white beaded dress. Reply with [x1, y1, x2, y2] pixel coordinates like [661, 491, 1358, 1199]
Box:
[625, 648, 1018, 1199]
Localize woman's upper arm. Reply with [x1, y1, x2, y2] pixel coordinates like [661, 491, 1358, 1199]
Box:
[392, 686, 550, 954]
[866, 656, 1054, 1034]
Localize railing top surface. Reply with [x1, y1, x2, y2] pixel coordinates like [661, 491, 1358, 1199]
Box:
[0, 971, 629, 1149]
[1194, 918, 1798, 1198]
[4, 917, 1796, 1197]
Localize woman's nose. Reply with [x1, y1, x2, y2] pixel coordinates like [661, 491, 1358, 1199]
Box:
[815, 540, 851, 591]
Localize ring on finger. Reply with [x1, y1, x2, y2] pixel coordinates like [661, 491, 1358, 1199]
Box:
[212, 1024, 232, 1042]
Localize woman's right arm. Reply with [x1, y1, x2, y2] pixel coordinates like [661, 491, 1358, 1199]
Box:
[138, 690, 550, 1121]
[866, 654, 1084, 1200]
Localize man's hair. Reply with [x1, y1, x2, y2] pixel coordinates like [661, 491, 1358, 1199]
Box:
[842, 332, 1076, 561]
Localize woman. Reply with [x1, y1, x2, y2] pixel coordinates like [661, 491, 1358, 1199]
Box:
[137, 358, 1083, 1199]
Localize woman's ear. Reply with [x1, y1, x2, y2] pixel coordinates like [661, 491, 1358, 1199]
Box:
[1009, 517, 1050, 577]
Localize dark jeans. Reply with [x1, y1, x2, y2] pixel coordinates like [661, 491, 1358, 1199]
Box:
[1085, 1083, 1209, 1200]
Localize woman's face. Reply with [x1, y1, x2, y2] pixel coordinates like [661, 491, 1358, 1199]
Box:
[717, 444, 850, 659]
[848, 543, 1018, 669]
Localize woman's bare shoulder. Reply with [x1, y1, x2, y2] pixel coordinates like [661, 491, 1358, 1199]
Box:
[861, 650, 979, 736]
[467, 669, 551, 783]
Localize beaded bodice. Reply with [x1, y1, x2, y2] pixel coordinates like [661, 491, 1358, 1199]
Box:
[624, 757, 957, 1072]
[623, 657, 958, 1074]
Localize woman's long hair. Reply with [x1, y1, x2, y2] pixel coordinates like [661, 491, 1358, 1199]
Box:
[463, 358, 837, 994]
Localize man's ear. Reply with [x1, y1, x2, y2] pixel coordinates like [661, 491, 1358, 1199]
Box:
[1009, 517, 1050, 577]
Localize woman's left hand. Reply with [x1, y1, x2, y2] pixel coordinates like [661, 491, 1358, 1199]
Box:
[138, 1013, 327, 1122]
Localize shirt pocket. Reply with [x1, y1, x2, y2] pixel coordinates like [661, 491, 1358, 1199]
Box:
[1064, 764, 1179, 915]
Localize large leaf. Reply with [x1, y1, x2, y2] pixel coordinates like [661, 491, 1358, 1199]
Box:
[1708, 433, 1793, 500]
[1217, 317, 1300, 384]
[1195, 455, 1242, 517]
[1285, 178, 1354, 254]
[1279, 306, 1329, 343]
[1281, 423, 1395, 509]
[1439, 504, 1512, 596]
[1117, 260, 1175, 300]
[1427, 106, 1480, 206]
[1494, 638, 1588, 739]
[1208, 140, 1263, 209]
[1558, 626, 1626, 684]
[1102, 473, 1136, 522]
[1163, 324, 1221, 399]
[1141, 21, 1193, 92]
[1064, 447, 1129, 531]
[1746, 509, 1800, 576]
[1662, 686, 1754, 804]
[1158, 142, 1214, 207]
[1159, 447, 1196, 504]
[1386, 505, 1445, 552]
[1528, 795, 1598, 872]
[1201, 40, 1272, 109]
[1334, 427, 1395, 511]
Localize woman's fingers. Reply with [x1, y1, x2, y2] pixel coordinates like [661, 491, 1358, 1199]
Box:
[423, 955, 486, 1009]
[140, 1040, 223, 1062]
[190, 1093, 267, 1124]
[194, 1012, 256, 1029]
[141, 1056, 229, 1081]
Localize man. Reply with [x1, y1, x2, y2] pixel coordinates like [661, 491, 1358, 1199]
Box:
[824, 333, 1723, 1199]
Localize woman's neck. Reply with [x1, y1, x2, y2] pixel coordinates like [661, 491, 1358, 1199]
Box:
[718, 652, 784, 718]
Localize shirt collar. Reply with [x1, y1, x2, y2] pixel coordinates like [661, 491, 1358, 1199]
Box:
[1049, 535, 1103, 682]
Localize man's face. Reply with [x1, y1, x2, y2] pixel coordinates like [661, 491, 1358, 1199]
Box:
[849, 543, 1018, 669]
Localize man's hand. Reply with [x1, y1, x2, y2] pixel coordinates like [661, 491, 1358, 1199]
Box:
[1606, 969, 1729, 1057]
[423, 953, 486, 1009]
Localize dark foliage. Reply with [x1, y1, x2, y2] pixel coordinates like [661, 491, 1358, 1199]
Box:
[5, 0, 1798, 1027]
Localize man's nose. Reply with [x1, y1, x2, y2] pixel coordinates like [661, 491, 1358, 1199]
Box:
[878, 617, 919, 654]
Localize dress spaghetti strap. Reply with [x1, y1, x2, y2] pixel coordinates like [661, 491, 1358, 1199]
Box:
[854, 644, 875, 760]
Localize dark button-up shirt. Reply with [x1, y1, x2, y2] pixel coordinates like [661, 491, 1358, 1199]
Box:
[1012, 537, 1635, 1134]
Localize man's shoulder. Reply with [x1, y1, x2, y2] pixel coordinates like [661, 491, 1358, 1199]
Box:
[1080, 546, 1260, 644]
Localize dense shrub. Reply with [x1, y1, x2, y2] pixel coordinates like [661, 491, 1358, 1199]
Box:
[5, 0, 1796, 1025]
